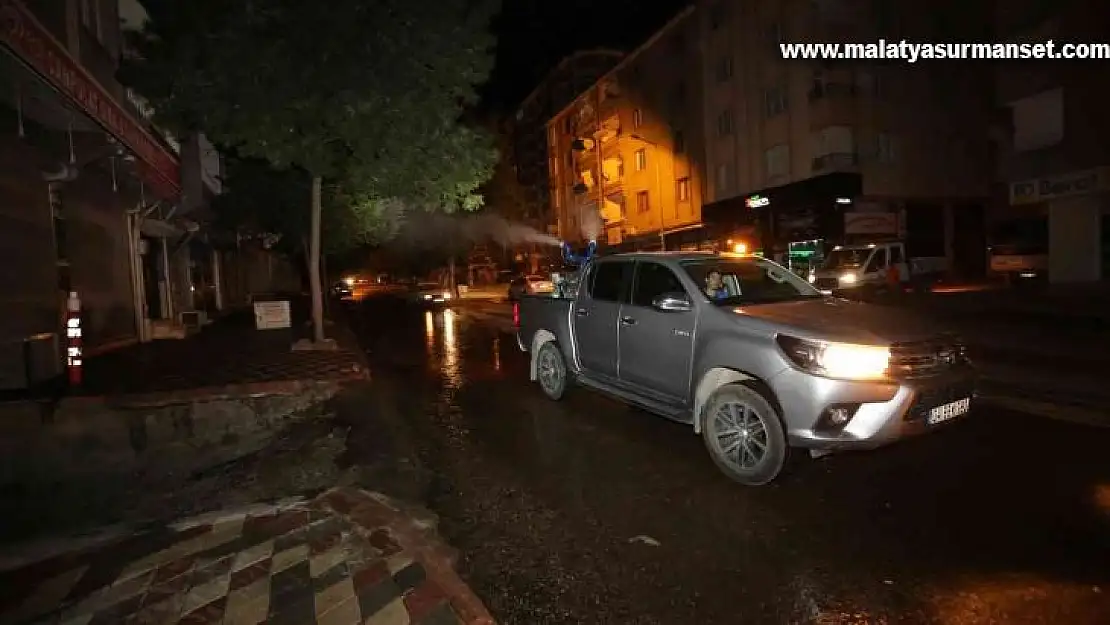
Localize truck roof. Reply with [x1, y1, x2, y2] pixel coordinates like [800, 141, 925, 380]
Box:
[599, 251, 752, 262]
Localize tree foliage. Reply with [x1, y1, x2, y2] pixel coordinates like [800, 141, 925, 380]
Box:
[211, 157, 370, 255]
[122, 0, 500, 233]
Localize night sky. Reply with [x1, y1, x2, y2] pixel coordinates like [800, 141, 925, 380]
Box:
[480, 0, 690, 113]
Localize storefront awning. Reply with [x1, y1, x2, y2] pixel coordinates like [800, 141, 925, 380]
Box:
[0, 0, 180, 200]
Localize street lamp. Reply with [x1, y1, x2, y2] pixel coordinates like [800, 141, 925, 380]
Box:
[628, 133, 667, 249]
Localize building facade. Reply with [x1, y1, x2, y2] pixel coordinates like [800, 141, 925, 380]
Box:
[696, 0, 994, 275]
[548, 7, 705, 251]
[511, 50, 623, 236]
[992, 0, 1109, 283]
[0, 0, 225, 389]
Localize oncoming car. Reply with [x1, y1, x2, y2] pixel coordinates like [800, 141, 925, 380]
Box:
[408, 282, 453, 306]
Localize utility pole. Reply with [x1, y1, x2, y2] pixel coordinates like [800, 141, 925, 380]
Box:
[631, 134, 667, 250]
[594, 83, 605, 243]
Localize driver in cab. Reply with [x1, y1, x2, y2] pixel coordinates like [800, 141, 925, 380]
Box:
[705, 269, 730, 302]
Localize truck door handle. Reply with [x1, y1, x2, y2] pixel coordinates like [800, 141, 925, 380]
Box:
[620, 316, 636, 326]
[575, 308, 589, 317]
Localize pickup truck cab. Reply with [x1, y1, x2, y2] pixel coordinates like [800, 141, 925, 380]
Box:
[516, 252, 975, 485]
[810, 241, 948, 293]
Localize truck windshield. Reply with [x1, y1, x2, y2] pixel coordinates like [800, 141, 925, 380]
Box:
[682, 258, 823, 305]
[823, 248, 870, 270]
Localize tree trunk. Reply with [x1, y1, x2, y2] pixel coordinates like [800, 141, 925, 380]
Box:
[447, 255, 458, 298]
[308, 176, 325, 343]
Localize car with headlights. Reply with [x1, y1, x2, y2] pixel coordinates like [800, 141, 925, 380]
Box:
[514, 251, 975, 486]
[332, 280, 354, 300]
[809, 241, 948, 294]
[408, 281, 453, 306]
[508, 274, 555, 301]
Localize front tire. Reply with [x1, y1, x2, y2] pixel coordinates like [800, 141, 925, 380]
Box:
[701, 383, 788, 486]
[536, 342, 567, 401]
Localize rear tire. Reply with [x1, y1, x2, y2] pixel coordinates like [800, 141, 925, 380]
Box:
[536, 342, 567, 401]
[701, 383, 788, 486]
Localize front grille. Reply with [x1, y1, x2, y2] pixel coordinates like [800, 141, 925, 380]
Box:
[888, 334, 969, 379]
[815, 277, 839, 290]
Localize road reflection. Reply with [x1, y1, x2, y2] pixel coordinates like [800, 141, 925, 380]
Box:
[424, 308, 461, 389]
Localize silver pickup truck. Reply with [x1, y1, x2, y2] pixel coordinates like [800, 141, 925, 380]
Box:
[515, 251, 976, 486]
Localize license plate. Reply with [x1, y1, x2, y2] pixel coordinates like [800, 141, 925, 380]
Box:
[927, 397, 971, 425]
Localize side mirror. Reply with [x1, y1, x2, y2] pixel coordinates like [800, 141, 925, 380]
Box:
[652, 292, 692, 312]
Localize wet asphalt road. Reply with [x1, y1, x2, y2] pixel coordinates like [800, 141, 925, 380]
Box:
[341, 296, 1110, 625]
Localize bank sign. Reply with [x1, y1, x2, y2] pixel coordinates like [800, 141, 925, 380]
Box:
[1009, 167, 1109, 205]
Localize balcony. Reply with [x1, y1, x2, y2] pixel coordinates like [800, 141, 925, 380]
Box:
[811, 152, 859, 172]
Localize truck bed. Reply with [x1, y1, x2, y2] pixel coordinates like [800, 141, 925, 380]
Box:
[515, 294, 573, 354]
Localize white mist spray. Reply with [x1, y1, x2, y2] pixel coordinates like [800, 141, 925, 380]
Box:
[579, 207, 602, 242]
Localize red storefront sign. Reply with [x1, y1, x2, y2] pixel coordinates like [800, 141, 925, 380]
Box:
[0, 0, 180, 199]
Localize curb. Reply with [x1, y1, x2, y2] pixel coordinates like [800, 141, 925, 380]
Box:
[317, 488, 497, 625]
[64, 372, 367, 409]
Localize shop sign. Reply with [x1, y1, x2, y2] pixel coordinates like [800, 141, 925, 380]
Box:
[844, 211, 898, 235]
[745, 194, 770, 208]
[0, 0, 180, 199]
[1009, 167, 1109, 205]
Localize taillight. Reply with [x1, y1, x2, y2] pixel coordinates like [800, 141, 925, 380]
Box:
[512, 302, 520, 328]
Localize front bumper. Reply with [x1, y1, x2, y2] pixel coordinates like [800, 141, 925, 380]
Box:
[772, 366, 976, 451]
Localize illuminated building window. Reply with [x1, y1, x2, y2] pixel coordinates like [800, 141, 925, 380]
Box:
[636, 191, 650, 213]
[677, 178, 691, 202]
[635, 149, 647, 171]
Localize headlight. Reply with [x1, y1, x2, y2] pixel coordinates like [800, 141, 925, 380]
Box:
[343, 277, 355, 286]
[807, 271, 816, 283]
[776, 335, 890, 380]
[839, 272, 857, 284]
[442, 291, 452, 299]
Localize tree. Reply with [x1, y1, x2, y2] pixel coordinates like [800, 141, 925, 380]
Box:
[211, 157, 372, 259]
[123, 0, 499, 342]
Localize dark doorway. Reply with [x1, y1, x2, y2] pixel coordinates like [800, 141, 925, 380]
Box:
[141, 237, 162, 320]
[952, 203, 987, 279]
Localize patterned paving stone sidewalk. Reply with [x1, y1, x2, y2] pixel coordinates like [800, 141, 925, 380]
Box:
[0, 489, 495, 625]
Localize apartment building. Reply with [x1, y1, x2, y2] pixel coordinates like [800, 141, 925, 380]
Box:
[992, 0, 1109, 283]
[697, 0, 994, 275]
[511, 49, 623, 235]
[547, 7, 705, 250]
[0, 0, 223, 388]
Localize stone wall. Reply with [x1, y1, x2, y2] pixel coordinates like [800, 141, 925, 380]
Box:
[0, 381, 344, 540]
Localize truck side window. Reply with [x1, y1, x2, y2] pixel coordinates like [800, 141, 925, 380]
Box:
[865, 248, 888, 273]
[631, 262, 686, 308]
[889, 246, 903, 264]
[590, 262, 631, 302]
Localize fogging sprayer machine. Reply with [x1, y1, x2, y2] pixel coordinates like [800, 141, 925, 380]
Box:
[549, 240, 598, 298]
